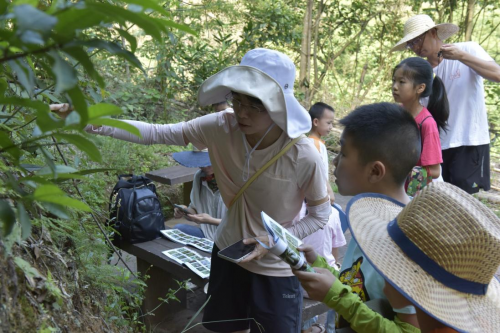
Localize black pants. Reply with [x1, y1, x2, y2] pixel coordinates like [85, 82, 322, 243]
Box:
[442, 144, 490, 194]
[202, 245, 303, 332]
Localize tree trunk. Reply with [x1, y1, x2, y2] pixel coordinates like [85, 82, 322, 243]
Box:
[464, 0, 475, 41]
[299, 0, 313, 108]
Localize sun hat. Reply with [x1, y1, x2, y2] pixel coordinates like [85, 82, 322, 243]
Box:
[197, 48, 311, 139]
[172, 149, 211, 168]
[346, 182, 500, 333]
[391, 14, 459, 52]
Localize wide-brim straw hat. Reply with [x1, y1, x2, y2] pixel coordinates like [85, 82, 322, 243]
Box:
[346, 182, 500, 333]
[391, 14, 459, 52]
[172, 150, 211, 168]
[197, 48, 311, 139]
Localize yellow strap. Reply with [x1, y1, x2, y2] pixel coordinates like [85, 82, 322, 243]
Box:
[229, 135, 304, 208]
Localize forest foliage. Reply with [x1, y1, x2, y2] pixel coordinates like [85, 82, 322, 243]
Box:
[0, 0, 499, 331]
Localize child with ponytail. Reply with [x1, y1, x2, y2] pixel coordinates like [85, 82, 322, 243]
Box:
[392, 57, 449, 195]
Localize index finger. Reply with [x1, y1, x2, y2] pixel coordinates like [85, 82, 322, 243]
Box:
[243, 237, 259, 245]
[293, 269, 316, 280]
[239, 247, 261, 263]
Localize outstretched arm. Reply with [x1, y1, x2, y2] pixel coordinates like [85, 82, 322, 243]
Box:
[50, 103, 191, 146]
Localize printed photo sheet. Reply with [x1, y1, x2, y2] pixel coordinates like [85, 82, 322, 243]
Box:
[161, 229, 214, 253]
[162, 247, 211, 279]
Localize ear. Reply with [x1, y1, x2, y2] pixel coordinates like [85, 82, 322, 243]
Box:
[367, 161, 386, 183]
[313, 118, 319, 127]
[416, 83, 426, 95]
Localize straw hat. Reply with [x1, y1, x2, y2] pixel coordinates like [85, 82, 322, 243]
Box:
[391, 14, 459, 52]
[346, 182, 500, 333]
[197, 48, 311, 139]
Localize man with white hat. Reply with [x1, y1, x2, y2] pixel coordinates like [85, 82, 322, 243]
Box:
[51, 48, 331, 332]
[392, 14, 500, 194]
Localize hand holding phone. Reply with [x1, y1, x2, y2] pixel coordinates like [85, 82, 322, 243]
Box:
[218, 239, 256, 264]
[174, 204, 191, 215]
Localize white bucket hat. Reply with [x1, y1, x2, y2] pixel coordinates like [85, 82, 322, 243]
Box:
[391, 14, 459, 52]
[346, 182, 500, 333]
[197, 48, 311, 139]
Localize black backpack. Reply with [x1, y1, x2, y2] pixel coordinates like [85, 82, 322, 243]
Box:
[108, 174, 164, 245]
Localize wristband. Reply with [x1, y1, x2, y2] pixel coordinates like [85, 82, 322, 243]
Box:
[392, 305, 417, 314]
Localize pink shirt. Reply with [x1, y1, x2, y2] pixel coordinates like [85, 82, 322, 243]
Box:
[302, 206, 346, 267]
[415, 107, 443, 167]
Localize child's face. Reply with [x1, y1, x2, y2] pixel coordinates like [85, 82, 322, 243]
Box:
[313, 109, 335, 137]
[332, 132, 372, 196]
[392, 68, 424, 107]
[200, 166, 214, 175]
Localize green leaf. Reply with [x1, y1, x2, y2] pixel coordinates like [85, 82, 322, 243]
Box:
[13, 4, 58, 34]
[17, 203, 31, 240]
[36, 107, 65, 132]
[47, 50, 78, 93]
[0, 78, 7, 96]
[88, 103, 123, 120]
[115, 28, 137, 53]
[8, 59, 35, 93]
[0, 200, 16, 236]
[0, 96, 49, 112]
[41, 202, 70, 219]
[89, 118, 141, 138]
[0, 131, 22, 162]
[33, 185, 91, 211]
[14, 257, 42, 284]
[66, 86, 88, 126]
[13, 0, 38, 6]
[36, 165, 78, 175]
[152, 17, 197, 36]
[62, 46, 105, 88]
[66, 39, 144, 73]
[53, 133, 101, 162]
[54, 7, 107, 39]
[120, 0, 171, 17]
[86, 3, 163, 41]
[74, 168, 115, 176]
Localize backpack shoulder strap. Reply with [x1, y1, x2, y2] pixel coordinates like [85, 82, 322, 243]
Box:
[419, 116, 433, 150]
[419, 115, 432, 128]
[229, 135, 305, 208]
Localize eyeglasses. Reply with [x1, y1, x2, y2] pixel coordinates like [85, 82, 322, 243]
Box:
[406, 32, 426, 50]
[226, 94, 266, 114]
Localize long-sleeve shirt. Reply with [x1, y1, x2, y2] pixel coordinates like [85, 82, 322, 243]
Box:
[312, 255, 420, 333]
[85, 110, 329, 276]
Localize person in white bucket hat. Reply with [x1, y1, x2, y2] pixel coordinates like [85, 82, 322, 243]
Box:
[50, 48, 331, 333]
[392, 14, 500, 195]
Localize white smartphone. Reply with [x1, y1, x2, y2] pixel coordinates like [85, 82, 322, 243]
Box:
[217, 239, 256, 264]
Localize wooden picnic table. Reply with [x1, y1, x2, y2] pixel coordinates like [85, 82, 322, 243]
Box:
[146, 165, 198, 205]
[120, 234, 330, 331]
[120, 236, 210, 330]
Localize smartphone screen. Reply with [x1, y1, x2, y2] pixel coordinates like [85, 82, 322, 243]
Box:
[218, 239, 256, 262]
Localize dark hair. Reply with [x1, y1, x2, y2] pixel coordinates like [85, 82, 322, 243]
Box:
[393, 57, 449, 132]
[339, 103, 421, 184]
[309, 102, 335, 122]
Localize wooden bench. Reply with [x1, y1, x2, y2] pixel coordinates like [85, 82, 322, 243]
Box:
[146, 165, 198, 205]
[120, 236, 330, 331]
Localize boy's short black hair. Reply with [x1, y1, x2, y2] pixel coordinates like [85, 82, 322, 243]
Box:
[339, 103, 420, 184]
[309, 102, 334, 122]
